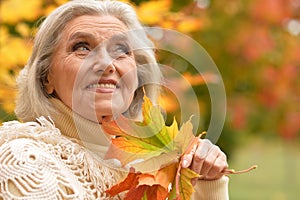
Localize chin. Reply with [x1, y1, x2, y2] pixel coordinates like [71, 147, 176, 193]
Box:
[95, 99, 129, 114]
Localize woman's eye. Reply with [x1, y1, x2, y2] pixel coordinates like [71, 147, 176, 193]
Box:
[77, 46, 89, 51]
[117, 45, 129, 54]
[72, 42, 90, 52]
[112, 44, 131, 57]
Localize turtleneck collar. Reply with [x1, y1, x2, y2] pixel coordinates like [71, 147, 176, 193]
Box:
[48, 98, 112, 157]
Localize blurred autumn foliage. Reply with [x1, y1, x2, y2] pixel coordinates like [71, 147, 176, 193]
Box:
[1, 0, 300, 152]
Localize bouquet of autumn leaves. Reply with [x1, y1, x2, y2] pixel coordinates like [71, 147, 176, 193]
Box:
[102, 95, 256, 200]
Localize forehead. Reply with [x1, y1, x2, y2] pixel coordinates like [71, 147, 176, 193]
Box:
[63, 15, 129, 40]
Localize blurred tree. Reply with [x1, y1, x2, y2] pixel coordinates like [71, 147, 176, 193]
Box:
[196, 0, 300, 142]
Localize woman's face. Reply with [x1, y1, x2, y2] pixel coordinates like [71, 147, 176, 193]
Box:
[45, 15, 138, 123]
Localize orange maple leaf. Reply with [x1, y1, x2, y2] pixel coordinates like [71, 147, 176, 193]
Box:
[103, 95, 201, 200]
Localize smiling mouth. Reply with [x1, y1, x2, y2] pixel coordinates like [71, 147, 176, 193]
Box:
[86, 83, 117, 89]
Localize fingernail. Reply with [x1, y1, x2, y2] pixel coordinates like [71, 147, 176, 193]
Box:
[182, 159, 188, 168]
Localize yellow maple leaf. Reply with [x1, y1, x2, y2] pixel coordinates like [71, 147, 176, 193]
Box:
[104, 95, 200, 199]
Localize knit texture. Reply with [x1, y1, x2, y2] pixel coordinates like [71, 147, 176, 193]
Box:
[0, 117, 123, 199]
[193, 176, 229, 200]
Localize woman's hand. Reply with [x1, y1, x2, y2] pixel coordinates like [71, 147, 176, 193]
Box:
[181, 139, 228, 185]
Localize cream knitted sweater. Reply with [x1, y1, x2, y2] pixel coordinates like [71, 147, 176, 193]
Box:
[0, 99, 229, 199]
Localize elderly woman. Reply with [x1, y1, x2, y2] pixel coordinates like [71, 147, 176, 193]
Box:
[0, 0, 229, 199]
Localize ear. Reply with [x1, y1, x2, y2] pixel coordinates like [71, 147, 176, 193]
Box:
[44, 74, 55, 95]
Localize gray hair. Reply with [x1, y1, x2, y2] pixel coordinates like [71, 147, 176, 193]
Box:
[15, 0, 162, 121]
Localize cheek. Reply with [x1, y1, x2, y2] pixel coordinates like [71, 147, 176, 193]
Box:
[119, 60, 138, 90]
[51, 59, 81, 104]
[123, 69, 138, 109]
[115, 60, 138, 110]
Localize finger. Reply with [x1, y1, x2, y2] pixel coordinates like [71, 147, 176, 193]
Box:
[181, 143, 197, 168]
[191, 156, 204, 175]
[206, 152, 228, 179]
[190, 139, 211, 174]
[191, 177, 198, 186]
[200, 145, 219, 177]
[197, 139, 212, 158]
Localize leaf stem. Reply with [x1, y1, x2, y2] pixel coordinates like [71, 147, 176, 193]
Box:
[175, 161, 182, 197]
[222, 165, 258, 175]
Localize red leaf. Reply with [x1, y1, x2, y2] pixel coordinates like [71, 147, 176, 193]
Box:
[105, 168, 140, 197]
[146, 185, 169, 200]
[124, 185, 148, 200]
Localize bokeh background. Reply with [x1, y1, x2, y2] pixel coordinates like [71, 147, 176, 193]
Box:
[1, 0, 300, 199]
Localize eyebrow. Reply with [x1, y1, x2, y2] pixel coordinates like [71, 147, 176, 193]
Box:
[69, 32, 97, 42]
[69, 31, 130, 45]
[109, 34, 130, 43]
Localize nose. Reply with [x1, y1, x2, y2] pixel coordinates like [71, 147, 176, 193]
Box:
[92, 48, 116, 74]
[103, 63, 116, 74]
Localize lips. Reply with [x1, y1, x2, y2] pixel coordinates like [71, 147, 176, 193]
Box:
[86, 79, 119, 90]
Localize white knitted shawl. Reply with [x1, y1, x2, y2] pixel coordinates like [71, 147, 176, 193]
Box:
[0, 117, 123, 200]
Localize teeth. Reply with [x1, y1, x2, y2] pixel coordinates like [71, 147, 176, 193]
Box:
[87, 83, 116, 89]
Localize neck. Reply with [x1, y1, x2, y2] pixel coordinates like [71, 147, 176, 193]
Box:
[49, 98, 111, 147]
